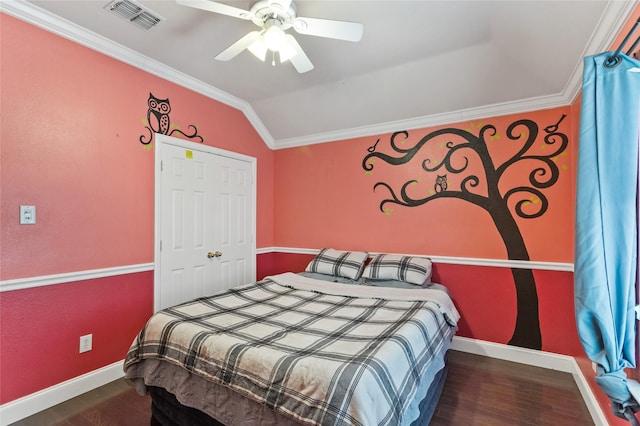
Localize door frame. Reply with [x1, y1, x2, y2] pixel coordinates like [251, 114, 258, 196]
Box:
[154, 133, 257, 312]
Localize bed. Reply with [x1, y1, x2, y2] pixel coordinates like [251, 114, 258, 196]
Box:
[124, 250, 459, 426]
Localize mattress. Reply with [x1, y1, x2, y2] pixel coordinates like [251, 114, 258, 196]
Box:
[125, 272, 459, 425]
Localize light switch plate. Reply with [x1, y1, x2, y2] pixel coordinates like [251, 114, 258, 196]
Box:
[20, 206, 36, 224]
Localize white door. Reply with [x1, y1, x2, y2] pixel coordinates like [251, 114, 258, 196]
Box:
[155, 135, 256, 311]
[213, 155, 254, 292]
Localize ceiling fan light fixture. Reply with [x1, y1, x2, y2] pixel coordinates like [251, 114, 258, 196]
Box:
[248, 39, 268, 61]
[278, 40, 298, 62]
[263, 25, 286, 51]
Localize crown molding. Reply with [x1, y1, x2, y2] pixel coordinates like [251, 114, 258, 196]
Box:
[274, 0, 637, 150]
[0, 0, 277, 149]
[273, 92, 570, 149]
[1, 0, 636, 152]
[562, 0, 639, 106]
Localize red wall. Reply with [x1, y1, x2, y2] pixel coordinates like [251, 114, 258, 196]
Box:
[272, 106, 578, 352]
[0, 14, 274, 281]
[0, 273, 153, 402]
[0, 14, 274, 404]
[273, 107, 574, 263]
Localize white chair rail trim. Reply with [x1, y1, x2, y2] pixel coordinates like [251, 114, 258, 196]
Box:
[0, 246, 573, 293]
[0, 263, 154, 293]
[256, 247, 574, 272]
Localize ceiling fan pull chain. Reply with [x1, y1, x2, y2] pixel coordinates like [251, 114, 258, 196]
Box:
[272, 51, 276, 66]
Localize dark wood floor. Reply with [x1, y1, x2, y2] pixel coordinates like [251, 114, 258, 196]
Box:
[430, 351, 593, 425]
[11, 350, 593, 425]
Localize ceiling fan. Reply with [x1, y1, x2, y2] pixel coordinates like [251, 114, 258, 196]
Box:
[176, 0, 364, 73]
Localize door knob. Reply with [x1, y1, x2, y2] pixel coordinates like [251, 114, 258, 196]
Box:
[207, 251, 222, 258]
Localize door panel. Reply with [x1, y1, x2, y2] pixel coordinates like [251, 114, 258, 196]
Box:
[156, 137, 255, 310]
[160, 144, 215, 309]
[213, 157, 253, 293]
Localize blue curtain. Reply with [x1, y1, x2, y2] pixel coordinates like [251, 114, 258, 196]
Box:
[575, 52, 640, 422]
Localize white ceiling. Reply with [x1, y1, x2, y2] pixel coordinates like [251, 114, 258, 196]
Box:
[2, 1, 638, 148]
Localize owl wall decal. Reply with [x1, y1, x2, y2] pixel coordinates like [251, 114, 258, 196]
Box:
[140, 92, 204, 146]
[434, 174, 448, 193]
[147, 93, 171, 135]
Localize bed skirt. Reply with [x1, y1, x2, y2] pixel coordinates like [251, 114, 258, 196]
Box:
[147, 358, 449, 426]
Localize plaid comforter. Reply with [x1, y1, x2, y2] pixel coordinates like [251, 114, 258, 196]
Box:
[124, 273, 459, 426]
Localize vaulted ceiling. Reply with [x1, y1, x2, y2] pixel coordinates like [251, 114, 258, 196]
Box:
[2, 1, 638, 148]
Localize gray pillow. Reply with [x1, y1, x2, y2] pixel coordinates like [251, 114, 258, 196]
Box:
[362, 254, 432, 285]
[305, 248, 369, 280]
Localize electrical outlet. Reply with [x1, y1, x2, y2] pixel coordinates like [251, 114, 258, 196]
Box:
[79, 334, 93, 353]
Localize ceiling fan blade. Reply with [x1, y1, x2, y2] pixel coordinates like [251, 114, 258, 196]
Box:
[283, 34, 313, 73]
[176, 0, 253, 20]
[247, 36, 268, 62]
[215, 31, 261, 61]
[293, 17, 363, 42]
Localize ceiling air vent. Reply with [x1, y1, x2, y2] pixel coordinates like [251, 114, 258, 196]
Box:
[104, 0, 164, 30]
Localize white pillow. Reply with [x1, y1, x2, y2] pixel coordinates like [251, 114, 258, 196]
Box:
[305, 248, 369, 280]
[362, 254, 432, 285]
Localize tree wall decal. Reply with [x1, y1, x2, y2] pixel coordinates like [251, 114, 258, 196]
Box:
[361, 115, 568, 349]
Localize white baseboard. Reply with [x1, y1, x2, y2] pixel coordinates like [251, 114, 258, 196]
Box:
[452, 336, 608, 426]
[570, 358, 610, 426]
[1, 339, 608, 426]
[451, 335, 575, 371]
[0, 360, 125, 426]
